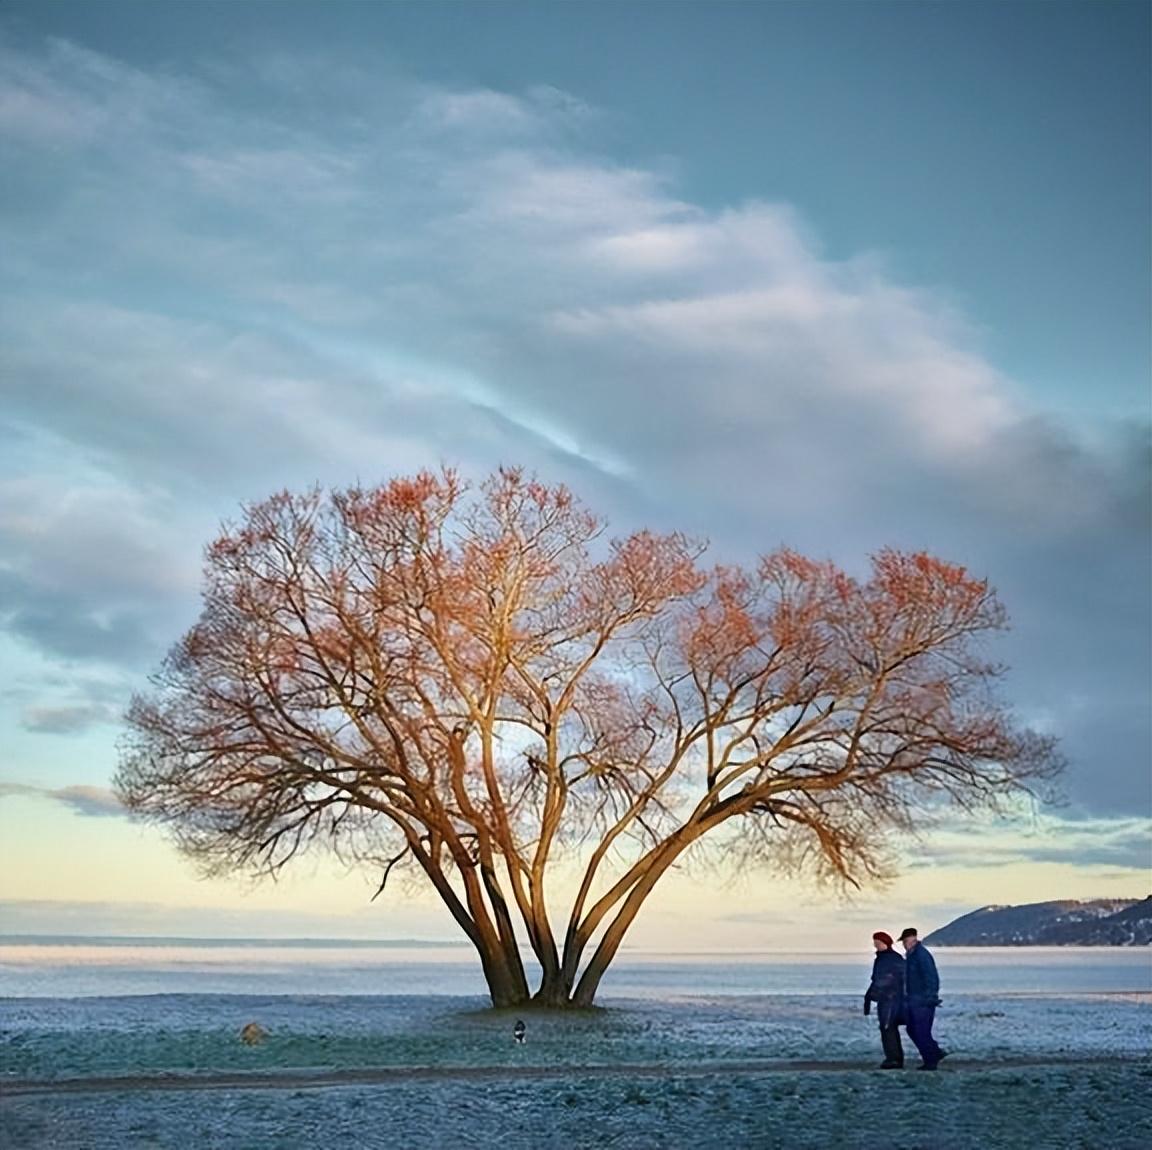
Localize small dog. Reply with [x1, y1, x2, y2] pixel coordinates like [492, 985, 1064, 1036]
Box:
[513, 1019, 526, 1045]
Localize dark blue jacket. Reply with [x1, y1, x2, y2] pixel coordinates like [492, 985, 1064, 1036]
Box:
[904, 942, 940, 1005]
[864, 948, 905, 1029]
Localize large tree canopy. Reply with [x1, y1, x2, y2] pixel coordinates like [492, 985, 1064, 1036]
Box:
[116, 468, 1060, 1006]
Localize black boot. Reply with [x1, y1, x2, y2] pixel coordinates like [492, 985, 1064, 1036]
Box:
[880, 1024, 905, 1069]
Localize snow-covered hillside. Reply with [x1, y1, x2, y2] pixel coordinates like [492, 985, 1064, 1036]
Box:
[926, 897, 1152, 946]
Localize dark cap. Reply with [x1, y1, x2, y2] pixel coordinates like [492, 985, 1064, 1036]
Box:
[899, 928, 918, 940]
[872, 931, 894, 947]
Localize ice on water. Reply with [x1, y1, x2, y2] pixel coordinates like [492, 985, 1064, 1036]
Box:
[1, 945, 1149, 1149]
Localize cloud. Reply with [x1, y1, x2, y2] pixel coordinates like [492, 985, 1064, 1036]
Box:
[19, 704, 115, 735]
[416, 85, 594, 140]
[0, 662, 131, 734]
[0, 782, 125, 818]
[909, 814, 1152, 872]
[0, 898, 462, 940]
[0, 458, 202, 666]
[0, 35, 1147, 820]
[0, 36, 136, 144]
[719, 900, 978, 934]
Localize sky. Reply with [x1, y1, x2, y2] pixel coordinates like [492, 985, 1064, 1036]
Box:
[0, 0, 1148, 950]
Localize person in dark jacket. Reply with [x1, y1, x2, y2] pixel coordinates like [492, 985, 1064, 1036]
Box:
[863, 931, 906, 1068]
[900, 927, 947, 1070]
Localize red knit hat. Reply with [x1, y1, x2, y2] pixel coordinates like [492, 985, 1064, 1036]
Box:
[872, 931, 894, 947]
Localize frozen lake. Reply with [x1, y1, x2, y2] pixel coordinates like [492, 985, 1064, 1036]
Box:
[1, 937, 1149, 998]
[2, 940, 1149, 1148]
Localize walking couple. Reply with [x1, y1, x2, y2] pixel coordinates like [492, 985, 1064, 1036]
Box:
[863, 927, 948, 1070]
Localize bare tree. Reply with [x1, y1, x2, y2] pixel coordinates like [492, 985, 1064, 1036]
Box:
[116, 468, 1060, 1007]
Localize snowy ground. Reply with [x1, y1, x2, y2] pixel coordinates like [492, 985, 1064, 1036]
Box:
[2, 992, 1150, 1148]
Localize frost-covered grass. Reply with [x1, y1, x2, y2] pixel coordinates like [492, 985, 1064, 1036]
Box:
[2, 992, 1149, 1148]
[3, 1061, 1151, 1149]
[1, 992, 1147, 1079]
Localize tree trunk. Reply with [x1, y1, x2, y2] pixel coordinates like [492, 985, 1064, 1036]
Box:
[452, 853, 532, 1007]
[476, 939, 532, 1007]
[479, 867, 532, 1004]
[531, 965, 573, 1008]
[570, 828, 703, 1007]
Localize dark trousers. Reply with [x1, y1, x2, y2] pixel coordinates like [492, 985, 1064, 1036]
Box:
[880, 1023, 904, 1065]
[906, 1002, 943, 1066]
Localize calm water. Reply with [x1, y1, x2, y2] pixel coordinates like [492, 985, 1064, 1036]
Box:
[1, 938, 1148, 999]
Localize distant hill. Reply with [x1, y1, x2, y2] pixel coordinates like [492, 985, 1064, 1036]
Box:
[924, 897, 1152, 946]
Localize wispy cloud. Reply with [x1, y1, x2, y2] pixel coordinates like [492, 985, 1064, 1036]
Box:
[0, 35, 1147, 820]
[416, 84, 594, 139]
[0, 452, 201, 666]
[0, 898, 458, 940]
[908, 814, 1152, 871]
[19, 705, 115, 735]
[0, 782, 125, 818]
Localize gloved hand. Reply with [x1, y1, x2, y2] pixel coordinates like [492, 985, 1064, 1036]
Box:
[863, 997, 871, 1017]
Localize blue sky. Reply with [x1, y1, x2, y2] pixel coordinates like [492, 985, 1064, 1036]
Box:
[0, 1, 1148, 946]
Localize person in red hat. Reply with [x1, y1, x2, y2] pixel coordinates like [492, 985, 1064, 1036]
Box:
[863, 931, 906, 1068]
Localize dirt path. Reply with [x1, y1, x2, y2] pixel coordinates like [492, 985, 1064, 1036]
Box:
[4, 1055, 1148, 1098]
